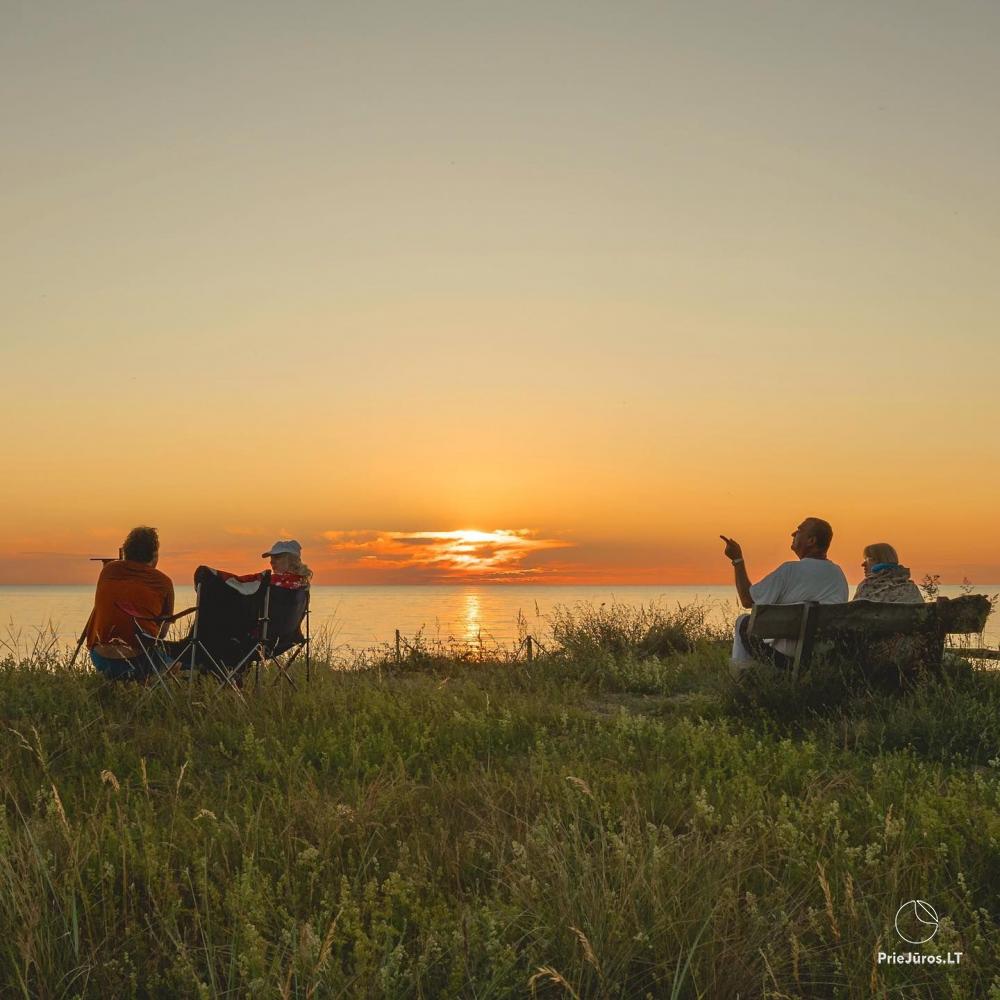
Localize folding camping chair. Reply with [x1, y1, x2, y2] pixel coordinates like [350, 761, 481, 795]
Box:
[127, 566, 311, 696]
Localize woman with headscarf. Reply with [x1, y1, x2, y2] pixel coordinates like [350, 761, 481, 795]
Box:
[853, 543, 922, 603]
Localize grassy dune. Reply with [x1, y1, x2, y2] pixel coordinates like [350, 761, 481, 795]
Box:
[2, 604, 1000, 998]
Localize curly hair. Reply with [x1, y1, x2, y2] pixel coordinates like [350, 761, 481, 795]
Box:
[285, 554, 313, 580]
[122, 526, 159, 563]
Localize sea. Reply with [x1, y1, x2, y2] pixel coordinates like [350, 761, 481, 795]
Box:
[1, 583, 997, 660]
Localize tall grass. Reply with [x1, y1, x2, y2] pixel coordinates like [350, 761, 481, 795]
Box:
[1, 602, 999, 997]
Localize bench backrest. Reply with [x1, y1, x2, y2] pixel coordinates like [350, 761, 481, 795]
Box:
[750, 595, 990, 641]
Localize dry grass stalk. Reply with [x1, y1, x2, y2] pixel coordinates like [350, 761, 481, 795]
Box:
[49, 783, 71, 837]
[306, 907, 343, 999]
[175, 760, 189, 797]
[817, 861, 840, 941]
[528, 965, 580, 998]
[570, 925, 604, 984]
[870, 938, 883, 995]
[844, 871, 857, 919]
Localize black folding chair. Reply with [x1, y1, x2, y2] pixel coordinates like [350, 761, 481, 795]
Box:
[187, 566, 310, 694]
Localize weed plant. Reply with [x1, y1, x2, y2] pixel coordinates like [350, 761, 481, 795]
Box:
[1, 602, 999, 997]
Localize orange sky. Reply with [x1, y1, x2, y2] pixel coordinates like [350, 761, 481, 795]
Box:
[3, 3, 1000, 586]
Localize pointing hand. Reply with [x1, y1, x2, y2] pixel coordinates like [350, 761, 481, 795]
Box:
[720, 535, 743, 562]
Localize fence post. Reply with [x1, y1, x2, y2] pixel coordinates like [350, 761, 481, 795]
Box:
[526, 635, 533, 663]
[395, 629, 401, 663]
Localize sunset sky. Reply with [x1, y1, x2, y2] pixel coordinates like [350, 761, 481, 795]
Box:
[3, 1, 999, 585]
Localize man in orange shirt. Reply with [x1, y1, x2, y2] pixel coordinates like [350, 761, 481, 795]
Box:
[86, 526, 174, 681]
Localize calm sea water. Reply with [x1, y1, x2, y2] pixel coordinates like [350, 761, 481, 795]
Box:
[1, 584, 997, 657]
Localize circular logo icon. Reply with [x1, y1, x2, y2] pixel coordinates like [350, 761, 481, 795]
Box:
[894, 900, 940, 944]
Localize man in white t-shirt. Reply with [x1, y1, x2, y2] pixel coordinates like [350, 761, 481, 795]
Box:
[721, 517, 849, 671]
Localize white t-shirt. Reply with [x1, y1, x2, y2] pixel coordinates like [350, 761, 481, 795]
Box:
[749, 558, 850, 657]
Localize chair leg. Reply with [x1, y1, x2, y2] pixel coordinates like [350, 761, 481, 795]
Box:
[213, 666, 249, 704]
[269, 657, 298, 689]
[268, 644, 307, 688]
[130, 645, 177, 710]
[205, 646, 252, 705]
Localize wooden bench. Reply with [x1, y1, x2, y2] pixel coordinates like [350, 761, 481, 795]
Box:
[748, 595, 992, 678]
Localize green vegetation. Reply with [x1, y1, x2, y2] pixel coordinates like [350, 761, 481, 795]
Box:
[2, 603, 1000, 998]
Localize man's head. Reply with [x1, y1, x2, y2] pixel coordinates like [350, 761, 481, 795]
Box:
[122, 526, 160, 566]
[791, 517, 833, 559]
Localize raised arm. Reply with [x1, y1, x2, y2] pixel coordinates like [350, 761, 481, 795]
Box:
[720, 535, 754, 609]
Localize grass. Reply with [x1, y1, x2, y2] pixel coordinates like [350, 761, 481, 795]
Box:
[1, 602, 999, 998]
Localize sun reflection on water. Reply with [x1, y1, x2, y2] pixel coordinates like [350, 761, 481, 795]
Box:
[462, 592, 482, 642]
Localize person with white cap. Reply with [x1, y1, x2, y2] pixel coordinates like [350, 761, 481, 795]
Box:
[196, 539, 313, 597]
[261, 539, 313, 588]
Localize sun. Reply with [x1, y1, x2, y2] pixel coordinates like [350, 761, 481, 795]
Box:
[442, 530, 499, 544]
[440, 530, 501, 569]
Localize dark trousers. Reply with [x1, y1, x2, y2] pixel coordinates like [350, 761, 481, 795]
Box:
[90, 648, 167, 682]
[738, 616, 794, 671]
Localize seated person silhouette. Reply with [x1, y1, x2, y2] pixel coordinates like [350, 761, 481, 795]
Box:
[187, 540, 312, 682]
[722, 517, 849, 673]
[86, 526, 174, 682]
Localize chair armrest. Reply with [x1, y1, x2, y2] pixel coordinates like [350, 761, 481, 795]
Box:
[116, 602, 197, 624]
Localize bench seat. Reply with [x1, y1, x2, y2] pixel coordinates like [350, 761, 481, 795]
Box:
[748, 594, 992, 677]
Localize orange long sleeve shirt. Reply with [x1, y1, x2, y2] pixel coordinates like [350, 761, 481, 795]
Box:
[85, 560, 174, 654]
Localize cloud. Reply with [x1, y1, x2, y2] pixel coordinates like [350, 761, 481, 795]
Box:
[319, 528, 574, 582]
[322, 530, 384, 546]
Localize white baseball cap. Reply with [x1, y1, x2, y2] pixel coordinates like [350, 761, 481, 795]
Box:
[261, 539, 302, 559]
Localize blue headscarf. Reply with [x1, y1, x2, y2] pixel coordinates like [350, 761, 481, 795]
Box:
[870, 562, 899, 574]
